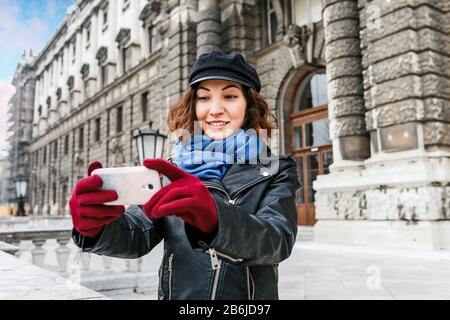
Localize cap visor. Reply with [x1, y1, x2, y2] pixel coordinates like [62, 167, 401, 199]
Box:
[189, 75, 252, 88]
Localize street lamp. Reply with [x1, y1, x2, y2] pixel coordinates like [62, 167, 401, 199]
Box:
[133, 124, 168, 165]
[14, 178, 27, 217]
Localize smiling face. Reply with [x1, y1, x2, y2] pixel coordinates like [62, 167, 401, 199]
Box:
[194, 79, 247, 140]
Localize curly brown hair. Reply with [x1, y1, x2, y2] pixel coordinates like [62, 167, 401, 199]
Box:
[168, 85, 277, 142]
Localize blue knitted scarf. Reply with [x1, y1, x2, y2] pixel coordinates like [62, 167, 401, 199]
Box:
[171, 129, 263, 180]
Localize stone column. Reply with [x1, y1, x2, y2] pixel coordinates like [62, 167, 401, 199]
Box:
[220, 0, 258, 57]
[158, 0, 198, 143]
[322, 0, 370, 166]
[55, 237, 71, 273]
[31, 239, 47, 268]
[197, 0, 222, 56]
[314, 0, 450, 251]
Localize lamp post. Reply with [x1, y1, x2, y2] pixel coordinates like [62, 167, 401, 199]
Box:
[14, 178, 27, 217]
[133, 125, 168, 165]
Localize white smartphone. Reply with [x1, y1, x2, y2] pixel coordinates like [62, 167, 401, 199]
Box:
[91, 166, 162, 206]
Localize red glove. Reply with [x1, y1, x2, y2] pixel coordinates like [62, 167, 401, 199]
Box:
[143, 159, 218, 234]
[69, 161, 125, 238]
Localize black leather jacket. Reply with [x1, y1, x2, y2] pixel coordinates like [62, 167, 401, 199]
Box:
[72, 154, 300, 300]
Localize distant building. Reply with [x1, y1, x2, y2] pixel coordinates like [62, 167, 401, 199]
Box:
[5, 50, 36, 213]
[0, 154, 9, 205]
[7, 0, 450, 250]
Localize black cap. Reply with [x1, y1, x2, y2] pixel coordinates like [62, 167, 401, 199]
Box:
[188, 51, 262, 92]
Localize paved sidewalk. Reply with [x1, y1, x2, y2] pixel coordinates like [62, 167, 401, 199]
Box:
[278, 241, 450, 300]
[112, 235, 450, 300]
[14, 227, 450, 300]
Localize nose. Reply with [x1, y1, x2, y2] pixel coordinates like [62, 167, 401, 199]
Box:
[208, 98, 225, 115]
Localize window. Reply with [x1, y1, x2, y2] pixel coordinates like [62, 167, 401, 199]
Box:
[116, 107, 123, 133]
[53, 140, 58, 160]
[79, 126, 84, 150]
[38, 105, 42, 116]
[267, 0, 277, 45]
[72, 40, 76, 63]
[84, 80, 90, 99]
[292, 70, 330, 150]
[304, 119, 330, 147]
[95, 118, 101, 142]
[102, 5, 109, 28]
[41, 188, 46, 207]
[149, 26, 161, 54]
[52, 183, 57, 204]
[101, 65, 108, 87]
[43, 146, 47, 165]
[141, 91, 148, 122]
[50, 65, 54, 86]
[64, 135, 69, 155]
[86, 25, 91, 46]
[60, 52, 64, 75]
[266, 0, 294, 45]
[46, 97, 51, 110]
[293, 0, 322, 26]
[122, 47, 132, 73]
[69, 91, 75, 109]
[294, 71, 328, 112]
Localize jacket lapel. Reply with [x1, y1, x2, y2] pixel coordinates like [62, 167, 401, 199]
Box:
[199, 143, 282, 198]
[221, 163, 261, 197]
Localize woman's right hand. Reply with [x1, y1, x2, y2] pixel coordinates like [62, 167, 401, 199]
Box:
[69, 161, 125, 238]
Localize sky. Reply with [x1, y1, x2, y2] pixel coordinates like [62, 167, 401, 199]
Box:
[0, 0, 76, 156]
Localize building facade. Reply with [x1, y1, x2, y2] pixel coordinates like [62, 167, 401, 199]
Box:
[5, 50, 36, 212]
[7, 0, 450, 250]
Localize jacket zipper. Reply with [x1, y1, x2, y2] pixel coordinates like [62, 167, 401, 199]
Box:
[158, 249, 166, 300]
[168, 253, 174, 300]
[204, 175, 272, 299]
[208, 248, 222, 300]
[247, 267, 255, 300]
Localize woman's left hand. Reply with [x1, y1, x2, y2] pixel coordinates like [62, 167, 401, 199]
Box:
[143, 159, 218, 234]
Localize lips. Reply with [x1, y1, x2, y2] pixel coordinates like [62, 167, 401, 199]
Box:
[206, 121, 230, 128]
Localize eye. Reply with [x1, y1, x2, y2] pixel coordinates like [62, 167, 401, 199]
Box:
[225, 95, 238, 100]
[197, 96, 209, 102]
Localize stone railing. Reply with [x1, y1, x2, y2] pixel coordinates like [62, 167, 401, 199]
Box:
[0, 215, 71, 230]
[0, 217, 159, 298]
[0, 227, 73, 272]
[0, 226, 147, 274]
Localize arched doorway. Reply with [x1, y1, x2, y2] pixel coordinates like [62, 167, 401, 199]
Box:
[291, 70, 332, 225]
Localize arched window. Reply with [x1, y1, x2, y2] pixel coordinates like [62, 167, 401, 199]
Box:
[293, 71, 328, 112]
[292, 71, 330, 149]
[290, 70, 332, 226]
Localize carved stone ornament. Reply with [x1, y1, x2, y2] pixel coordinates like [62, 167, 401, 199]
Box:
[115, 28, 131, 47]
[283, 23, 315, 67]
[56, 88, 62, 100]
[67, 76, 74, 91]
[80, 63, 90, 80]
[139, 0, 161, 25]
[96, 46, 108, 64]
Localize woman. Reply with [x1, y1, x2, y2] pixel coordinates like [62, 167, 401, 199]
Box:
[69, 51, 300, 300]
